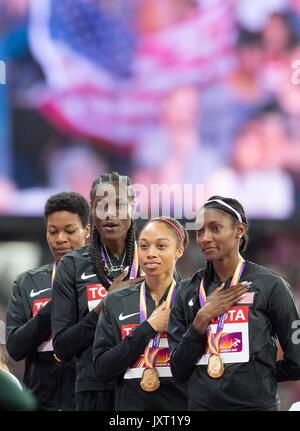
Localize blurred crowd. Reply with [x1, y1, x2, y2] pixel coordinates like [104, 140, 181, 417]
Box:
[133, 1, 300, 219]
[0, 0, 299, 218]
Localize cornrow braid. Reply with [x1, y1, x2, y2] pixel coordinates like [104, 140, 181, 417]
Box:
[90, 172, 137, 289]
[90, 171, 134, 201]
[90, 226, 110, 288]
[124, 220, 136, 273]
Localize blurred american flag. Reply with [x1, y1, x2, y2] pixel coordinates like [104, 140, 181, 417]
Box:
[28, 0, 236, 147]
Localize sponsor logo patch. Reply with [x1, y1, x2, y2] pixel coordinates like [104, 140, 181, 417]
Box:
[30, 288, 51, 298]
[32, 298, 50, 316]
[119, 312, 139, 321]
[86, 284, 107, 311]
[81, 272, 97, 280]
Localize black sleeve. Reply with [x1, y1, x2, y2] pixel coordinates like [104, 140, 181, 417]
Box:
[52, 258, 100, 362]
[6, 275, 52, 361]
[168, 287, 207, 382]
[268, 278, 300, 382]
[93, 297, 157, 384]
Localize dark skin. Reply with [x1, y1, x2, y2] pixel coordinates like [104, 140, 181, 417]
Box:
[93, 269, 145, 315]
[138, 221, 184, 332]
[193, 207, 249, 335]
[193, 281, 249, 334]
[91, 182, 132, 257]
[91, 181, 144, 315]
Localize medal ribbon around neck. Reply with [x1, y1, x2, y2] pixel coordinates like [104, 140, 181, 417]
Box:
[100, 241, 139, 285]
[51, 262, 57, 288]
[140, 279, 176, 369]
[129, 241, 139, 279]
[198, 257, 246, 355]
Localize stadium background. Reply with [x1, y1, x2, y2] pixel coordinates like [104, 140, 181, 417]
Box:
[1, 0, 300, 410]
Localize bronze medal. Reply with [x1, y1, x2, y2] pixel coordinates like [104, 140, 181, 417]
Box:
[53, 353, 62, 363]
[140, 368, 160, 392]
[207, 353, 224, 378]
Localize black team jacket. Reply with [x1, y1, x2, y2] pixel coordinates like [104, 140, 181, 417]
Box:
[51, 245, 114, 394]
[93, 282, 188, 411]
[168, 261, 300, 411]
[6, 264, 76, 410]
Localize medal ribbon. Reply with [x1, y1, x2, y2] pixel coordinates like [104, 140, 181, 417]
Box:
[198, 257, 245, 355]
[51, 262, 57, 288]
[140, 280, 176, 369]
[129, 241, 139, 279]
[100, 242, 139, 285]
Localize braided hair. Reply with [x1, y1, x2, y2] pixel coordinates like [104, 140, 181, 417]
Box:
[90, 172, 136, 289]
[202, 195, 249, 288]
